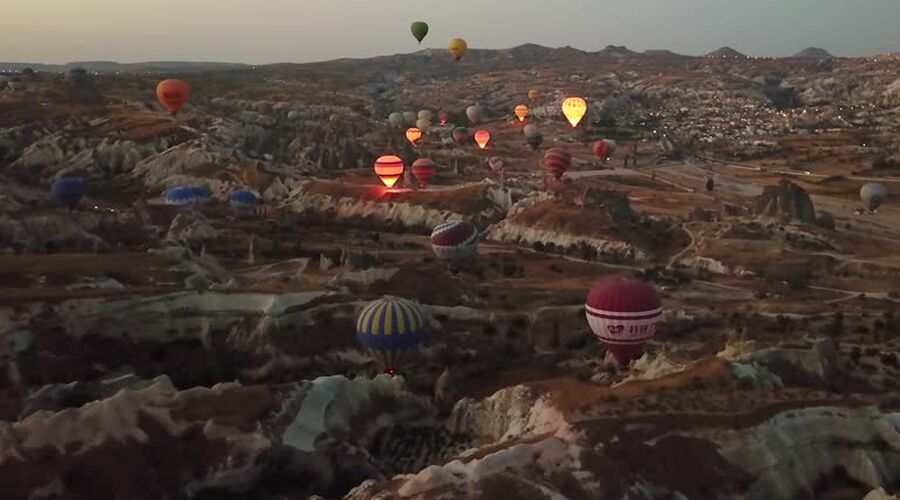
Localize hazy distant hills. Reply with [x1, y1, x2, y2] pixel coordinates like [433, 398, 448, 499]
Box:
[791, 47, 835, 60]
[0, 61, 248, 74]
[0, 44, 843, 74]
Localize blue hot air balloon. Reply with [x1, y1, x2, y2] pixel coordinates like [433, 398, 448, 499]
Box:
[51, 177, 85, 209]
[356, 296, 428, 373]
[165, 186, 212, 208]
[230, 189, 259, 217]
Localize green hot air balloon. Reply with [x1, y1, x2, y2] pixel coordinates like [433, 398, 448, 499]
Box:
[411, 22, 429, 44]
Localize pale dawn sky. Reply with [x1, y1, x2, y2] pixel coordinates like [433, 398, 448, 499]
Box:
[1, 0, 898, 64]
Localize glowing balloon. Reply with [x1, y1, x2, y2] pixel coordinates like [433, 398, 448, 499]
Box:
[562, 97, 587, 127]
[410, 22, 429, 44]
[374, 155, 405, 188]
[357, 295, 428, 372]
[406, 127, 423, 145]
[585, 278, 662, 366]
[412, 158, 438, 188]
[449, 38, 468, 61]
[514, 104, 529, 122]
[474, 130, 491, 149]
[528, 89, 540, 101]
[543, 148, 571, 180]
[156, 79, 190, 115]
[50, 177, 84, 209]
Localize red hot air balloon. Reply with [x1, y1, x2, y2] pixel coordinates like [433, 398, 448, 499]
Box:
[592, 140, 609, 161]
[156, 79, 191, 116]
[543, 148, 572, 180]
[474, 130, 491, 149]
[411, 158, 437, 188]
[452, 127, 470, 145]
[374, 155, 405, 188]
[438, 111, 449, 126]
[430, 220, 479, 260]
[585, 278, 663, 366]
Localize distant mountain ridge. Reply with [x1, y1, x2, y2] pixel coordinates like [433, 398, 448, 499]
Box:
[706, 47, 747, 59]
[0, 61, 248, 74]
[792, 47, 834, 60]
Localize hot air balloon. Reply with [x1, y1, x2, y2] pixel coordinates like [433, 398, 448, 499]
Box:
[374, 155, 405, 188]
[543, 148, 571, 180]
[562, 97, 587, 127]
[406, 127, 423, 146]
[230, 189, 259, 217]
[410, 21, 429, 44]
[466, 105, 483, 125]
[166, 186, 211, 208]
[452, 127, 470, 145]
[524, 125, 543, 150]
[523, 124, 539, 137]
[431, 220, 479, 260]
[357, 296, 428, 373]
[861, 183, 889, 211]
[592, 140, 609, 161]
[50, 177, 84, 209]
[514, 104, 529, 122]
[415, 118, 431, 132]
[388, 112, 404, 128]
[418, 110, 433, 122]
[449, 38, 468, 61]
[705, 177, 715, 192]
[474, 130, 491, 149]
[585, 278, 662, 366]
[528, 89, 540, 102]
[605, 139, 618, 155]
[403, 111, 417, 127]
[412, 158, 438, 188]
[438, 111, 449, 126]
[156, 79, 191, 116]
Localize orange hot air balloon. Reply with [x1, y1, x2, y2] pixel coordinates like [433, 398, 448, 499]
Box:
[514, 104, 529, 122]
[374, 155, 405, 188]
[474, 130, 491, 149]
[562, 97, 587, 128]
[156, 79, 191, 116]
[406, 127, 423, 146]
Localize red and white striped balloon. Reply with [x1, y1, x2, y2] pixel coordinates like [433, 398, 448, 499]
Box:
[374, 155, 405, 188]
[430, 220, 479, 260]
[585, 278, 662, 366]
[411, 158, 437, 188]
[543, 148, 571, 180]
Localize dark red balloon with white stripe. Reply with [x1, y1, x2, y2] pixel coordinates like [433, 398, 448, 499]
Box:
[592, 140, 609, 160]
[543, 148, 571, 180]
[585, 278, 662, 366]
[430, 220, 478, 260]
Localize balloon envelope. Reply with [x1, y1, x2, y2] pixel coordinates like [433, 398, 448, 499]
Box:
[523, 124, 540, 137]
[452, 127, 470, 144]
[357, 296, 428, 370]
[431, 220, 479, 260]
[50, 177, 84, 208]
[230, 189, 259, 217]
[562, 97, 587, 127]
[417, 110, 433, 122]
[514, 104, 529, 122]
[592, 140, 609, 160]
[156, 79, 190, 115]
[543, 148, 571, 180]
[438, 111, 449, 125]
[406, 127, 423, 145]
[166, 186, 211, 208]
[402, 111, 417, 127]
[526, 132, 544, 150]
[415, 118, 431, 132]
[388, 112, 404, 128]
[528, 89, 540, 101]
[466, 105, 483, 125]
[449, 38, 468, 61]
[585, 278, 662, 366]
[411, 158, 437, 188]
[861, 183, 889, 211]
[375, 155, 405, 188]
[410, 22, 429, 43]
[474, 129, 491, 149]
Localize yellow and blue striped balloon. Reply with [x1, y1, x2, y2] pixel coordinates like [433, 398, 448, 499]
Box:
[357, 296, 428, 370]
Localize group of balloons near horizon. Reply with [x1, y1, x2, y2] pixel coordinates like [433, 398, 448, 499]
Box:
[46, 20, 893, 375]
